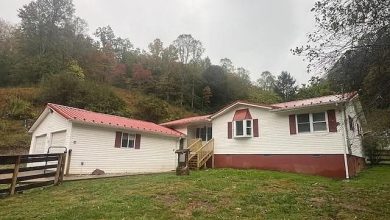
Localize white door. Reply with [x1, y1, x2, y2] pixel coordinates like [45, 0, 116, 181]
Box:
[50, 130, 67, 154]
[34, 134, 47, 154]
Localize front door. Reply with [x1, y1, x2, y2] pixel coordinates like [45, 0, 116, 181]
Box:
[195, 126, 212, 142]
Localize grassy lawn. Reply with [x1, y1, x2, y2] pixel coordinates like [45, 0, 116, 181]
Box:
[0, 166, 389, 220]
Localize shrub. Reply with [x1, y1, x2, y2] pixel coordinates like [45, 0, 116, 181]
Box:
[363, 133, 389, 165]
[132, 96, 169, 123]
[40, 73, 125, 114]
[2, 96, 34, 120]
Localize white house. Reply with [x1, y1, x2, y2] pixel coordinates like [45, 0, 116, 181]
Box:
[161, 92, 366, 178]
[29, 92, 365, 178]
[28, 103, 183, 174]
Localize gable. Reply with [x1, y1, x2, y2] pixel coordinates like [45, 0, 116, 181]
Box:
[29, 108, 70, 135]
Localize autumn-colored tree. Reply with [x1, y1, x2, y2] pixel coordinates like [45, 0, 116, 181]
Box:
[132, 64, 152, 87]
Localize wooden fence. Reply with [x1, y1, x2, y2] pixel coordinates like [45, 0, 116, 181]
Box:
[0, 153, 66, 196]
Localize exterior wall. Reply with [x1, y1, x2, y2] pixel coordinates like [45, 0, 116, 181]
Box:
[68, 123, 179, 174]
[29, 111, 71, 155]
[345, 100, 364, 157]
[214, 154, 347, 178]
[212, 105, 346, 155]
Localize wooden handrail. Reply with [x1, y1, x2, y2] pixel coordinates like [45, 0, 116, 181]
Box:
[197, 139, 214, 168]
[188, 139, 202, 152]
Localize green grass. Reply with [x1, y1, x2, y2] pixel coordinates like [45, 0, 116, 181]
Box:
[1, 166, 390, 219]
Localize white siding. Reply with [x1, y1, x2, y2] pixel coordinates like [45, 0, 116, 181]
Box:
[29, 111, 70, 155]
[68, 124, 179, 174]
[212, 105, 346, 155]
[345, 100, 364, 157]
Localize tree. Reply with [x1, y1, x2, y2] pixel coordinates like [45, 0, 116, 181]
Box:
[296, 76, 333, 100]
[132, 64, 152, 88]
[172, 34, 205, 107]
[202, 86, 212, 108]
[220, 58, 235, 73]
[274, 71, 297, 101]
[294, 0, 390, 146]
[202, 65, 228, 109]
[40, 73, 125, 114]
[236, 67, 251, 83]
[17, 0, 84, 81]
[293, 0, 390, 73]
[173, 34, 204, 64]
[257, 71, 275, 91]
[0, 18, 17, 86]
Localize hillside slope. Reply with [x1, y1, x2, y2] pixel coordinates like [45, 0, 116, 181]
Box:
[0, 87, 195, 155]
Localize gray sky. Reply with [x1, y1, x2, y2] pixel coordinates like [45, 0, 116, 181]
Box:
[0, 0, 316, 84]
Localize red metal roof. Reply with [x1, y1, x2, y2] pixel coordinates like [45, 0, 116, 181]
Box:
[271, 92, 358, 110]
[47, 103, 183, 137]
[160, 115, 211, 127]
[233, 108, 252, 121]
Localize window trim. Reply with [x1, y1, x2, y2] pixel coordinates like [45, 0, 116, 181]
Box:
[296, 112, 329, 134]
[121, 132, 135, 148]
[234, 119, 253, 138]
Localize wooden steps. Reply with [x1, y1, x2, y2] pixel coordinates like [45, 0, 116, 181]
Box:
[187, 139, 214, 170]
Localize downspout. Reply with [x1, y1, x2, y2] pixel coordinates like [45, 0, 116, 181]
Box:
[341, 103, 350, 179]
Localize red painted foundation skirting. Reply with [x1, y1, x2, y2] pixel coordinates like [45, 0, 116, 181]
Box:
[214, 154, 365, 178]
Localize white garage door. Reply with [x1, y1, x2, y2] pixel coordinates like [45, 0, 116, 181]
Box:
[34, 135, 47, 154]
[51, 131, 66, 147]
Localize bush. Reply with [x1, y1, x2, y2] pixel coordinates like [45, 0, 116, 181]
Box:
[132, 96, 169, 123]
[40, 73, 126, 115]
[2, 96, 34, 120]
[363, 133, 389, 165]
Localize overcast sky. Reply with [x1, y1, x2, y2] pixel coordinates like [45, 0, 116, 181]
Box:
[0, 0, 316, 84]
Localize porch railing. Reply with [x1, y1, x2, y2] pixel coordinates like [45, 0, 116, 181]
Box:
[196, 139, 214, 168]
[188, 138, 202, 160]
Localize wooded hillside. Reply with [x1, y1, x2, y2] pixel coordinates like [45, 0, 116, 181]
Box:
[0, 0, 389, 155]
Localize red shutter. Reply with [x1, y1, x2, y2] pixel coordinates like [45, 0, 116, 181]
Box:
[135, 134, 141, 149]
[228, 122, 232, 139]
[289, 115, 297, 135]
[115, 132, 122, 148]
[253, 119, 259, 137]
[327, 110, 337, 132]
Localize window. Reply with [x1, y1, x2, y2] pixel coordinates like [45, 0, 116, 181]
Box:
[235, 121, 244, 136]
[297, 114, 310, 133]
[121, 133, 135, 148]
[297, 112, 328, 133]
[348, 116, 354, 131]
[312, 112, 327, 131]
[234, 120, 252, 137]
[196, 126, 212, 141]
